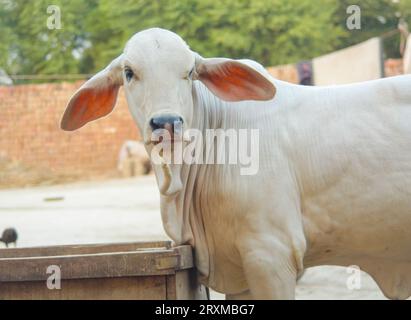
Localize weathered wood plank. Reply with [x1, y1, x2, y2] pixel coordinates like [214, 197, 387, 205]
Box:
[0, 276, 167, 300]
[173, 245, 194, 270]
[0, 241, 172, 258]
[0, 246, 194, 282]
[0, 242, 207, 300]
[166, 275, 177, 300]
[174, 270, 208, 300]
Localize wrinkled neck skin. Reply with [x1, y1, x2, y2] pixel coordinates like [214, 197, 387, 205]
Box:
[155, 78, 302, 286]
[156, 81, 229, 279]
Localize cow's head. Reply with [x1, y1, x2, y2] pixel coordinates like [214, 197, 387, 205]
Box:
[61, 28, 276, 195]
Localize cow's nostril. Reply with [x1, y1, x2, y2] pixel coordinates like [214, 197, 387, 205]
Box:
[149, 115, 184, 132]
[149, 118, 161, 131]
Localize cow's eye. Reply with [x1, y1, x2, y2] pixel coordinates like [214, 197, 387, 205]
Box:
[188, 67, 194, 79]
[124, 68, 134, 82]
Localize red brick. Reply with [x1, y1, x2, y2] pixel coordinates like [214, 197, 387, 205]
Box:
[0, 82, 140, 184]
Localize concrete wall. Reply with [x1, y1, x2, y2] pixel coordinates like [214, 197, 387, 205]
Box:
[404, 35, 411, 74]
[313, 38, 383, 85]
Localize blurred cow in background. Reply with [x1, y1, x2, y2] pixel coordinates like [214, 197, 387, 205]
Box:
[118, 140, 151, 177]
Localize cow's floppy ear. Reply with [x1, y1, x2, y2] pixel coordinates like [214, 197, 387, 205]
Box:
[61, 55, 124, 131]
[194, 55, 276, 102]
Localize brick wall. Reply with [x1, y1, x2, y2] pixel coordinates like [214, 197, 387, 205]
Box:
[384, 59, 403, 77]
[0, 81, 140, 187]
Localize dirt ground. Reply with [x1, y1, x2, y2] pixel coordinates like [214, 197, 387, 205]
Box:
[0, 157, 119, 189]
[0, 175, 389, 300]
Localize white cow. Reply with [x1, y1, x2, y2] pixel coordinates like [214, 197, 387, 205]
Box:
[61, 28, 411, 300]
[117, 140, 151, 176]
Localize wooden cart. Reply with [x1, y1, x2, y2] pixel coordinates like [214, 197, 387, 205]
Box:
[0, 241, 208, 300]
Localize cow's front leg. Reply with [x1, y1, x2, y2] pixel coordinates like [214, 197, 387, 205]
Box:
[237, 236, 300, 300]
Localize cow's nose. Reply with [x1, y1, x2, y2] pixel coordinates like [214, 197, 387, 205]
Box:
[149, 115, 184, 132]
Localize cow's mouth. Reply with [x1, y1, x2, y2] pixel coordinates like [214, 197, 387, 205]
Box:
[144, 130, 187, 197]
[152, 135, 177, 145]
[149, 128, 190, 147]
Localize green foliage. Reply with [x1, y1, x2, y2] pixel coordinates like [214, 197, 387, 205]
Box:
[84, 0, 343, 69]
[1, 0, 410, 80]
[0, 0, 17, 72]
[334, 0, 411, 58]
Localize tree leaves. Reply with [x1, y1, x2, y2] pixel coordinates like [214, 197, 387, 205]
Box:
[0, 0, 409, 81]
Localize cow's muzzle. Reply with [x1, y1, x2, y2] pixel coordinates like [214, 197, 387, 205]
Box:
[145, 113, 185, 196]
[149, 114, 184, 143]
